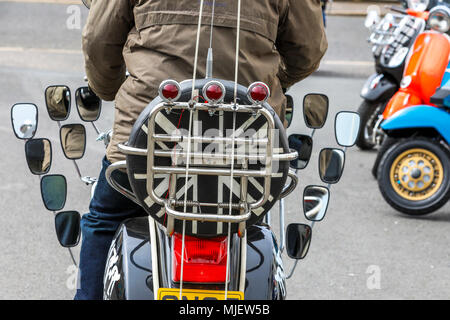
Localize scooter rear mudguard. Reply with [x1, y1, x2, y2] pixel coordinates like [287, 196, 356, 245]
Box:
[103, 217, 286, 300]
[381, 105, 450, 144]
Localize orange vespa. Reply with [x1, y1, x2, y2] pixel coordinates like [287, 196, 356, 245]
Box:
[382, 30, 450, 119]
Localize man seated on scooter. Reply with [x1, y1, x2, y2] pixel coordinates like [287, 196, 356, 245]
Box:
[76, 0, 327, 300]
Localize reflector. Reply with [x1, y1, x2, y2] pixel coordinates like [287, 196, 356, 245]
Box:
[203, 81, 226, 104]
[248, 82, 270, 104]
[159, 80, 181, 102]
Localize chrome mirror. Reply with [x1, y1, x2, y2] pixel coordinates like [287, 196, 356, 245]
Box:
[40, 175, 67, 211]
[288, 134, 313, 170]
[75, 86, 102, 122]
[319, 148, 345, 184]
[60, 124, 86, 160]
[55, 211, 81, 248]
[45, 85, 71, 121]
[303, 94, 329, 129]
[303, 185, 330, 222]
[286, 223, 312, 260]
[285, 94, 294, 128]
[25, 138, 52, 175]
[335, 111, 361, 147]
[11, 103, 38, 140]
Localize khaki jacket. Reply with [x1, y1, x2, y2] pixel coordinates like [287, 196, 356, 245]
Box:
[83, 0, 327, 164]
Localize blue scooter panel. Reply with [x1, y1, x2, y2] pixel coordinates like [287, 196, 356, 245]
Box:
[381, 105, 450, 143]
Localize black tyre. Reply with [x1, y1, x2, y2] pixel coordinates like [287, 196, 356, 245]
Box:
[355, 100, 385, 150]
[371, 137, 397, 179]
[377, 137, 450, 215]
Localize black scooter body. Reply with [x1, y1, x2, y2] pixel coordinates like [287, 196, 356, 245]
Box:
[103, 217, 286, 300]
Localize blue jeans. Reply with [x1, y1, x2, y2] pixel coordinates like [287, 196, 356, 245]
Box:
[74, 157, 146, 300]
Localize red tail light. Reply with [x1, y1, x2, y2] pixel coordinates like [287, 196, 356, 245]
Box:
[172, 233, 228, 283]
[248, 82, 270, 105]
[203, 81, 226, 104]
[159, 80, 181, 102]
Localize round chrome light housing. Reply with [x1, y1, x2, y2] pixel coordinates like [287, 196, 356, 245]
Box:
[247, 82, 270, 105]
[202, 81, 226, 104]
[428, 6, 450, 33]
[159, 80, 181, 103]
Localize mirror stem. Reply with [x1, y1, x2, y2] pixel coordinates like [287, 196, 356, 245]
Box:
[310, 129, 316, 138]
[67, 248, 78, 268]
[91, 122, 100, 135]
[279, 199, 285, 253]
[73, 160, 82, 180]
[286, 260, 298, 279]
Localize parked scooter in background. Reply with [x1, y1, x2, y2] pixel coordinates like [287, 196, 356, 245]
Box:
[373, 3, 450, 176]
[374, 4, 450, 215]
[355, 0, 442, 150]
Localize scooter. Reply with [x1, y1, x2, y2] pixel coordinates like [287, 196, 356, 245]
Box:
[10, 1, 361, 300]
[373, 4, 450, 215]
[373, 4, 450, 178]
[355, 0, 440, 149]
[375, 68, 450, 215]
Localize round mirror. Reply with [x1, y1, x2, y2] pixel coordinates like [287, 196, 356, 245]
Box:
[25, 138, 52, 175]
[40, 175, 67, 211]
[55, 211, 81, 248]
[319, 148, 345, 184]
[11, 103, 38, 140]
[303, 94, 329, 129]
[335, 111, 361, 147]
[75, 86, 102, 122]
[286, 223, 312, 260]
[303, 185, 330, 222]
[45, 85, 71, 121]
[59, 124, 86, 160]
[288, 134, 313, 170]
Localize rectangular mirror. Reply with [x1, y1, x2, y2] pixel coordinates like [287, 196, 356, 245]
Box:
[75, 86, 102, 122]
[319, 148, 345, 184]
[11, 103, 38, 140]
[25, 138, 52, 175]
[60, 124, 87, 160]
[288, 134, 313, 170]
[286, 223, 312, 260]
[45, 85, 71, 121]
[303, 185, 330, 222]
[285, 94, 294, 128]
[335, 111, 361, 147]
[303, 93, 329, 129]
[41, 174, 67, 211]
[55, 211, 81, 247]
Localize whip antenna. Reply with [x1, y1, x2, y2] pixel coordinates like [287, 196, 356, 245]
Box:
[179, 0, 205, 300]
[225, 0, 243, 300]
[206, 0, 216, 78]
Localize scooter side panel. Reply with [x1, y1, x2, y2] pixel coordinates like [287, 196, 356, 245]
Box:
[103, 217, 285, 300]
[381, 105, 450, 143]
[360, 73, 398, 102]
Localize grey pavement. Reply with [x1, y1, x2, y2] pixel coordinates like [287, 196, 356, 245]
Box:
[0, 1, 449, 300]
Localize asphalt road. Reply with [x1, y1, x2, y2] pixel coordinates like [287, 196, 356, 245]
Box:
[0, 1, 449, 300]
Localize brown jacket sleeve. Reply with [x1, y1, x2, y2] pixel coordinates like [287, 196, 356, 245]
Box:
[82, 0, 135, 101]
[276, 0, 328, 89]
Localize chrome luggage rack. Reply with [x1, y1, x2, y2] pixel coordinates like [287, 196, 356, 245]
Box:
[107, 98, 298, 236]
